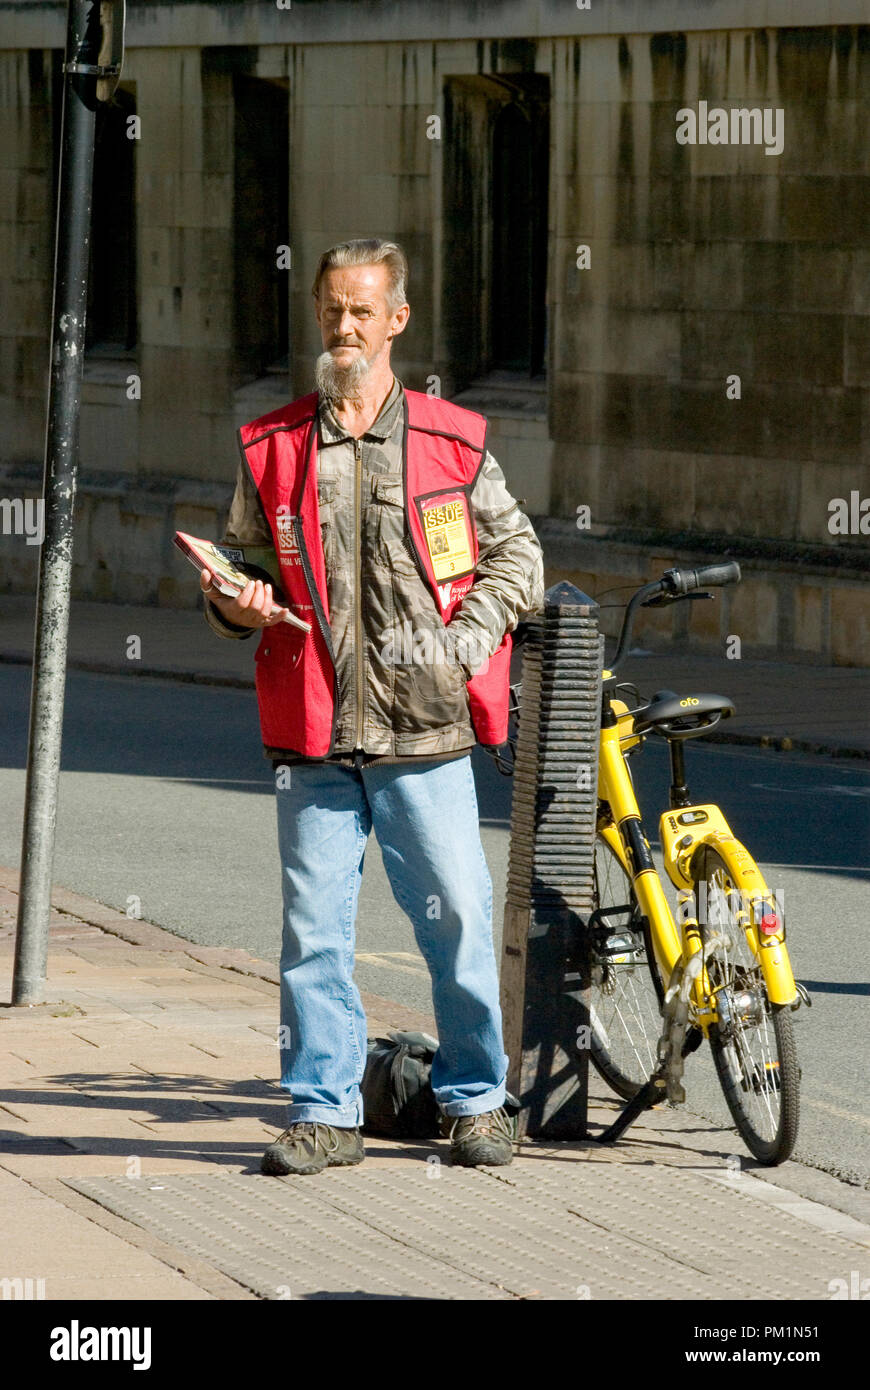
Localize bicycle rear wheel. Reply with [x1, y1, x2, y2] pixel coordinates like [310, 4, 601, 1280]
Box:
[694, 846, 799, 1165]
[587, 833, 664, 1100]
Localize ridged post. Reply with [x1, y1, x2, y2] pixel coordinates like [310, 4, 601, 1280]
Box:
[500, 582, 603, 1138]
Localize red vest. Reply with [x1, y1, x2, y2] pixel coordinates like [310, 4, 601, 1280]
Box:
[238, 389, 512, 755]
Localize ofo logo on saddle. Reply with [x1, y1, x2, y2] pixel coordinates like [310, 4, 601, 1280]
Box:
[675, 102, 784, 156]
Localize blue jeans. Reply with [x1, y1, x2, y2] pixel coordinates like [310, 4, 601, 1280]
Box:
[275, 754, 508, 1126]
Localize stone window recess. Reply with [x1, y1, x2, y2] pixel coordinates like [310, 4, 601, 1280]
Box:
[233, 74, 289, 390]
[86, 85, 138, 356]
[443, 73, 550, 392]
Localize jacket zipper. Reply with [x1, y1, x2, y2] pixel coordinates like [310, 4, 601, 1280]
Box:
[291, 513, 340, 750]
[354, 438, 364, 750]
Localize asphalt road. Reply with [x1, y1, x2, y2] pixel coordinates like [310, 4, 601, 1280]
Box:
[0, 663, 868, 1185]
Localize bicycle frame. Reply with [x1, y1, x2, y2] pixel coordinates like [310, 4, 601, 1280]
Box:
[596, 692, 798, 1038]
[504, 562, 805, 1158]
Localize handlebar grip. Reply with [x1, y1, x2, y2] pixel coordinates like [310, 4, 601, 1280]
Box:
[695, 561, 741, 588]
[665, 562, 741, 595]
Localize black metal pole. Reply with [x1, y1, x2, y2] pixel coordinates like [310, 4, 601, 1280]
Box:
[11, 0, 103, 1005]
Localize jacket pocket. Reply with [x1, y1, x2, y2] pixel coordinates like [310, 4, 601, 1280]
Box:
[317, 477, 339, 567]
[253, 623, 311, 749]
[390, 616, 469, 735]
[255, 621, 306, 673]
[372, 476, 419, 575]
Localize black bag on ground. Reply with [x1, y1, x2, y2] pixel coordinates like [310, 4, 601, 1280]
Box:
[360, 1029, 441, 1138]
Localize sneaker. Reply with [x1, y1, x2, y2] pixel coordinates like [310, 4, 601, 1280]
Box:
[261, 1122, 365, 1176]
[441, 1107, 515, 1167]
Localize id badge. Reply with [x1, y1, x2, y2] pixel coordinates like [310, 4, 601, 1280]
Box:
[417, 490, 475, 581]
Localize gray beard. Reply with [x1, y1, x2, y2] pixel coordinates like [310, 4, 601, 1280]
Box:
[315, 348, 372, 405]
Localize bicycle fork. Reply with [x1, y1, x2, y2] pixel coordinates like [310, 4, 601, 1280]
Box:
[659, 812, 798, 1009]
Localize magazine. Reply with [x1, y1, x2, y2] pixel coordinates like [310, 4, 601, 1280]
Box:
[174, 531, 311, 633]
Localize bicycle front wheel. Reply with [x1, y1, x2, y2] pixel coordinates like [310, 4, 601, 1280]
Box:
[587, 832, 664, 1100]
[694, 846, 800, 1165]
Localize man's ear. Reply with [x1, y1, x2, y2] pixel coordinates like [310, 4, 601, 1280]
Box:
[390, 302, 410, 339]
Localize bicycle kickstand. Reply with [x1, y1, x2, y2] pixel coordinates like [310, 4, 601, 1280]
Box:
[594, 1066, 670, 1145]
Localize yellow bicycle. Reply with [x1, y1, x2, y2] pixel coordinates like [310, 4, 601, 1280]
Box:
[583, 563, 805, 1164]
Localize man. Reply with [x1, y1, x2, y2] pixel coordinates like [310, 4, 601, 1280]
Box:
[202, 238, 544, 1175]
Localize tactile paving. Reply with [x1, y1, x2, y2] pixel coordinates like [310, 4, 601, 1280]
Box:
[68, 1149, 863, 1300]
[70, 1171, 499, 1300]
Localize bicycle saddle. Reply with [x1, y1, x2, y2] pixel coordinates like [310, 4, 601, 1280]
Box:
[632, 688, 736, 738]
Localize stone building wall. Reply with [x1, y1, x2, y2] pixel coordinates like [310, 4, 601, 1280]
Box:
[0, 2, 867, 659]
[548, 27, 869, 549]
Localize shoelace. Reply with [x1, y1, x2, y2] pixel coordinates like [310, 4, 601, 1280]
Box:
[448, 1108, 514, 1145]
[275, 1122, 341, 1155]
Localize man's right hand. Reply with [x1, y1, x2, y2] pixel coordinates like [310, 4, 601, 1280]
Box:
[200, 569, 292, 628]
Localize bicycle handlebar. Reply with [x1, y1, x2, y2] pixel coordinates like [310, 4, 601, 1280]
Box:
[607, 561, 741, 674]
[662, 561, 741, 596]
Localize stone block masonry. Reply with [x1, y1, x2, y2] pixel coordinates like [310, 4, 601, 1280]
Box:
[0, 9, 866, 661]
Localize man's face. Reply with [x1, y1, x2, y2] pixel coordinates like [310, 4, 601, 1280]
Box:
[314, 264, 408, 377]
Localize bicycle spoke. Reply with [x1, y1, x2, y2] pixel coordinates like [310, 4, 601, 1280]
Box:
[698, 852, 798, 1162]
[588, 835, 663, 1098]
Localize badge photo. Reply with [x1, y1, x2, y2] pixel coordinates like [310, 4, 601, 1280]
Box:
[416, 490, 475, 582]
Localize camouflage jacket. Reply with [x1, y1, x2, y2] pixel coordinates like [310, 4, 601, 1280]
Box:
[205, 377, 545, 763]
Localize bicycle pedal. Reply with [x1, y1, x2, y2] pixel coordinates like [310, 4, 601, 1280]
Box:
[680, 1025, 704, 1057]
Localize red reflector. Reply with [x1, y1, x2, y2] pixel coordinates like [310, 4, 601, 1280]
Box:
[760, 914, 780, 935]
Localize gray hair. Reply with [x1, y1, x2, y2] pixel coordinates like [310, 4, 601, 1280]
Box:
[311, 238, 409, 313]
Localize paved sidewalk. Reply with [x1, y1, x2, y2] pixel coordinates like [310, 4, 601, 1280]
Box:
[2, 870, 869, 1301]
[1, 594, 867, 755]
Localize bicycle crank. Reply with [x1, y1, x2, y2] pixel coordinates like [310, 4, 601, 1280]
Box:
[594, 931, 733, 1147]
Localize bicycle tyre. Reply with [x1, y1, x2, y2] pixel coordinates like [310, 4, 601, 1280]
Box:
[694, 846, 800, 1165]
[587, 832, 665, 1100]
